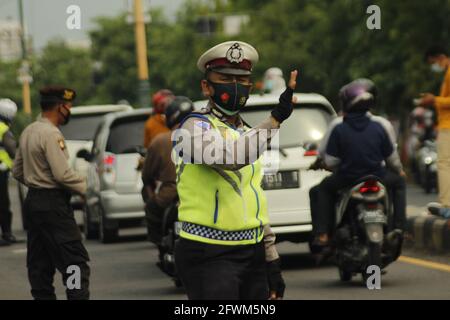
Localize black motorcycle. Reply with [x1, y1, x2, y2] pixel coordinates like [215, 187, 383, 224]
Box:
[415, 140, 438, 194]
[158, 203, 182, 288]
[333, 176, 403, 283]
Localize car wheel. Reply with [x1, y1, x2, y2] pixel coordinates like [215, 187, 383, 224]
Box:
[424, 169, 433, 194]
[83, 205, 99, 240]
[362, 242, 382, 285]
[99, 208, 118, 244]
[174, 278, 183, 288]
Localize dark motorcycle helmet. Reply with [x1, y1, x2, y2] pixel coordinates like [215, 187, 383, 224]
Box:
[339, 78, 377, 113]
[165, 96, 194, 129]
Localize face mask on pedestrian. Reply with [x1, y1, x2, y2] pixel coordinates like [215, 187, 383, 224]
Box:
[58, 104, 71, 125]
[208, 80, 251, 116]
[430, 62, 446, 73]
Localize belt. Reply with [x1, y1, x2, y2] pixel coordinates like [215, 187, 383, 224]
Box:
[28, 187, 71, 199]
[181, 222, 263, 242]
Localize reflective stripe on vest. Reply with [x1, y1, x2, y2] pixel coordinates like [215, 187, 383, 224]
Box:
[0, 122, 13, 170]
[176, 113, 268, 245]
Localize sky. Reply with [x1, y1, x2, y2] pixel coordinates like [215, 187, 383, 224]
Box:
[0, 0, 184, 50]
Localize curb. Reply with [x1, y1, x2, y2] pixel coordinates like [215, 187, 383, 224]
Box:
[405, 216, 450, 252]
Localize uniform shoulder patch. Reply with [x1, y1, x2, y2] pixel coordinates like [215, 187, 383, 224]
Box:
[194, 120, 211, 131]
[58, 138, 66, 150]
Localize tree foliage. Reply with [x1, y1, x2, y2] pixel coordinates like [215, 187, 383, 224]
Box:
[1, 0, 450, 120]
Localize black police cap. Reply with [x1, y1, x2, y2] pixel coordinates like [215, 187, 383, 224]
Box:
[39, 86, 77, 104]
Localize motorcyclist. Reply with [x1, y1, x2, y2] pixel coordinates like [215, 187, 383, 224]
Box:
[141, 96, 193, 263]
[0, 98, 18, 245]
[143, 89, 175, 148]
[408, 107, 437, 158]
[309, 79, 406, 253]
[263, 67, 287, 95]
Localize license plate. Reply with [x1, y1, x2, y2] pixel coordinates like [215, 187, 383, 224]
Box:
[363, 210, 386, 224]
[262, 170, 300, 190]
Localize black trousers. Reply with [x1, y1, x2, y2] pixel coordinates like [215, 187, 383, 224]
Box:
[310, 170, 407, 235]
[0, 171, 12, 235]
[175, 238, 269, 300]
[25, 188, 90, 300]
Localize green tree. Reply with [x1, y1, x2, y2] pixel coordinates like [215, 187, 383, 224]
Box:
[33, 40, 95, 106]
[88, 5, 231, 105]
[235, 0, 450, 117]
[89, 15, 138, 105]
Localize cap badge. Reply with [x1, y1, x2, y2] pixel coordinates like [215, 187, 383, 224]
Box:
[63, 90, 74, 100]
[226, 43, 244, 64]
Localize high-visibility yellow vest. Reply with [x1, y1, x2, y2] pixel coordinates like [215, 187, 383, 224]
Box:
[0, 121, 13, 170]
[176, 113, 268, 245]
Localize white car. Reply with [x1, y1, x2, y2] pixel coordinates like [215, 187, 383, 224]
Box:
[80, 109, 151, 242]
[60, 104, 134, 208]
[18, 104, 132, 228]
[60, 105, 133, 185]
[194, 93, 336, 244]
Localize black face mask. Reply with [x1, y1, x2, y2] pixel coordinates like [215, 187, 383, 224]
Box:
[208, 81, 251, 116]
[59, 104, 71, 125]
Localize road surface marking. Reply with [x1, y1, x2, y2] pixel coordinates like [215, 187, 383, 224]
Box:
[12, 249, 27, 254]
[399, 256, 450, 273]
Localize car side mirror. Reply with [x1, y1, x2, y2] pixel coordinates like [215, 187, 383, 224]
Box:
[303, 142, 318, 151]
[76, 149, 92, 162]
[137, 146, 147, 157]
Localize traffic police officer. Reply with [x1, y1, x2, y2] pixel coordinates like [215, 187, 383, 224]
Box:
[13, 86, 90, 300]
[174, 41, 297, 299]
[0, 98, 18, 245]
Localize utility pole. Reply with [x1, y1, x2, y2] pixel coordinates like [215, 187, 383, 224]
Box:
[133, 0, 150, 109]
[17, 0, 32, 115]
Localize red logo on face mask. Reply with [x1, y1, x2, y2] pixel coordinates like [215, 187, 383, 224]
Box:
[220, 93, 230, 103]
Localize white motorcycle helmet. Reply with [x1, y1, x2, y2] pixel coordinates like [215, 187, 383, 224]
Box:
[263, 67, 287, 94]
[0, 98, 18, 123]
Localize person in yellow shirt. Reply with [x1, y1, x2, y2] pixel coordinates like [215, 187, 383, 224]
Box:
[143, 89, 174, 148]
[420, 45, 450, 218]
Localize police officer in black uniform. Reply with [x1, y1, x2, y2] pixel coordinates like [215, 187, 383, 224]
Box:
[13, 86, 90, 300]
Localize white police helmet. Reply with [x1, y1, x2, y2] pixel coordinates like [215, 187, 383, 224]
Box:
[263, 67, 286, 94]
[0, 99, 18, 122]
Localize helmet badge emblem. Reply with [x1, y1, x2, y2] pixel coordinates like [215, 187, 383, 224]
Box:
[226, 43, 244, 64]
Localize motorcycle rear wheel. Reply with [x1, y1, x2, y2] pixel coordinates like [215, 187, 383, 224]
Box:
[362, 242, 382, 284]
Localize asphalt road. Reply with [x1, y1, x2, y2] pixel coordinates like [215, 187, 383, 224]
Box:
[1, 180, 449, 300]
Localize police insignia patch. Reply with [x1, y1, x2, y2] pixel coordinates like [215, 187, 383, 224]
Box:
[58, 139, 65, 150]
[195, 121, 211, 131]
[226, 43, 244, 64]
[63, 90, 74, 100]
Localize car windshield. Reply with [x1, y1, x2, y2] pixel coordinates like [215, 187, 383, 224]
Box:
[60, 113, 106, 141]
[241, 104, 334, 147]
[106, 116, 147, 154]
